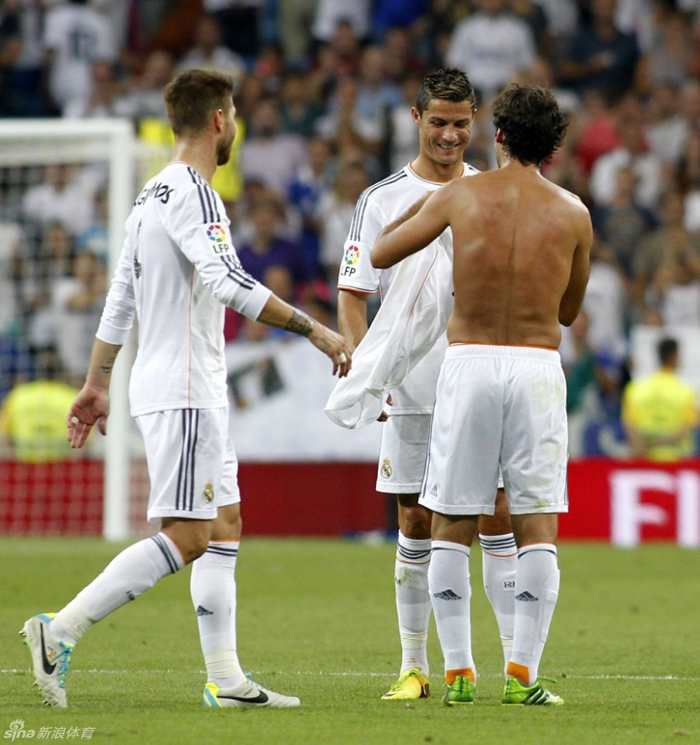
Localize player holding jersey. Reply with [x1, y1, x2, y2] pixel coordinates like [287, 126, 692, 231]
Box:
[337, 68, 516, 701]
[21, 69, 351, 710]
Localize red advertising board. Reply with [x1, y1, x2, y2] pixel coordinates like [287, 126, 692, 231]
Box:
[1, 459, 699, 545]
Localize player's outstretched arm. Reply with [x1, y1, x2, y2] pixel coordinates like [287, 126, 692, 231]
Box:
[67, 339, 122, 449]
[257, 294, 352, 377]
[371, 189, 450, 269]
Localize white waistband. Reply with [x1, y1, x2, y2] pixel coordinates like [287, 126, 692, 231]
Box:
[446, 343, 560, 364]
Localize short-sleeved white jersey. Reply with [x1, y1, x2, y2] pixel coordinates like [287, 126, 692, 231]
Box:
[97, 162, 271, 417]
[337, 162, 479, 413]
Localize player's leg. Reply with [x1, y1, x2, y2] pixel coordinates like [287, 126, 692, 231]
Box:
[21, 517, 208, 708]
[194, 434, 299, 709]
[20, 408, 217, 708]
[500, 348, 567, 706]
[477, 488, 517, 671]
[378, 415, 432, 700]
[420, 345, 503, 705]
[429, 512, 479, 705]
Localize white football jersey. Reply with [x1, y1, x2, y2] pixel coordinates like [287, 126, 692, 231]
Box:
[337, 162, 479, 413]
[97, 162, 271, 417]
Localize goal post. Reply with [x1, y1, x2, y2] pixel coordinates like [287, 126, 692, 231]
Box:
[0, 118, 136, 540]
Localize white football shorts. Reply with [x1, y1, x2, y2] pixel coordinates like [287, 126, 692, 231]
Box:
[135, 407, 241, 523]
[419, 344, 569, 516]
[377, 409, 505, 496]
[376, 413, 432, 494]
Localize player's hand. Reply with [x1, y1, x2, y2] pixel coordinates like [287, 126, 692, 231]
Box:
[377, 394, 393, 422]
[308, 323, 353, 377]
[67, 385, 110, 449]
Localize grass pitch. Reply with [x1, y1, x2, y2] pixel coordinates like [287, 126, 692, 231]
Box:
[1, 537, 698, 744]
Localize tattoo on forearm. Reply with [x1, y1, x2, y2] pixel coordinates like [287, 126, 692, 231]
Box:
[100, 351, 119, 375]
[284, 311, 315, 337]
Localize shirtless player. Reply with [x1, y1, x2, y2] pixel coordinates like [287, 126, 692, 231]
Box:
[372, 83, 592, 706]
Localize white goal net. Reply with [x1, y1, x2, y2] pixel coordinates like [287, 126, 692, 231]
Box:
[0, 119, 149, 540]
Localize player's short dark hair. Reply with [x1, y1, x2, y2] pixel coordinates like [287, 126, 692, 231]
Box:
[658, 337, 678, 366]
[164, 69, 234, 137]
[492, 84, 568, 166]
[415, 67, 476, 114]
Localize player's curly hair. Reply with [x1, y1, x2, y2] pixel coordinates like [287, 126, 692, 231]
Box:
[416, 67, 476, 114]
[492, 84, 568, 166]
[164, 69, 234, 136]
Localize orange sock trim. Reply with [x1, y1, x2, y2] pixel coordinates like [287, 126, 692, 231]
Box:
[506, 661, 531, 686]
[446, 668, 475, 685]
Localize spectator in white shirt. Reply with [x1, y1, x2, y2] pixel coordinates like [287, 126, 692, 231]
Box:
[177, 15, 246, 85]
[445, 0, 536, 101]
[43, 0, 116, 114]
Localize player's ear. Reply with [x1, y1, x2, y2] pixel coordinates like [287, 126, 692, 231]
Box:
[213, 109, 224, 133]
[495, 128, 504, 143]
[411, 106, 421, 126]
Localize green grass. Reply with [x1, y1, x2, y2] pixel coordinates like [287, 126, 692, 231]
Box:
[1, 538, 698, 744]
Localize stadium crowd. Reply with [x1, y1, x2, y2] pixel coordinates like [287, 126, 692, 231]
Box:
[0, 0, 699, 458]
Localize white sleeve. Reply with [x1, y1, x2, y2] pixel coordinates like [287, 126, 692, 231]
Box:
[337, 192, 386, 293]
[166, 185, 272, 319]
[43, 10, 62, 51]
[96, 236, 136, 345]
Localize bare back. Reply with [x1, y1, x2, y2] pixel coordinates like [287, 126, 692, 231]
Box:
[443, 164, 591, 349]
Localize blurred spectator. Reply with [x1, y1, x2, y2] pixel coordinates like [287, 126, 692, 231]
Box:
[622, 336, 698, 460]
[0, 220, 22, 334]
[575, 89, 620, 173]
[381, 27, 425, 83]
[636, 9, 695, 91]
[236, 200, 313, 302]
[22, 165, 96, 237]
[592, 167, 657, 277]
[279, 72, 322, 137]
[387, 72, 422, 173]
[633, 190, 700, 312]
[530, 0, 578, 42]
[313, 0, 371, 44]
[558, 0, 639, 97]
[445, 0, 536, 101]
[0, 368, 79, 463]
[590, 106, 664, 209]
[305, 44, 341, 106]
[508, 0, 550, 55]
[649, 245, 700, 328]
[679, 130, 700, 232]
[240, 97, 308, 196]
[176, 14, 246, 83]
[326, 20, 362, 76]
[316, 161, 370, 281]
[203, 0, 262, 60]
[355, 45, 402, 131]
[317, 75, 383, 154]
[63, 60, 125, 119]
[0, 0, 22, 117]
[253, 43, 285, 91]
[288, 136, 334, 267]
[43, 0, 117, 114]
[582, 237, 628, 362]
[115, 49, 175, 125]
[279, 0, 316, 68]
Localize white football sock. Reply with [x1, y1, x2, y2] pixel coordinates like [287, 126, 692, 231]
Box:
[480, 532, 517, 671]
[428, 540, 475, 680]
[190, 541, 245, 688]
[395, 532, 432, 675]
[508, 543, 560, 686]
[51, 532, 184, 645]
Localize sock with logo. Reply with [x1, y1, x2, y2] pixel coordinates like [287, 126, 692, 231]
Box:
[507, 543, 560, 686]
[395, 531, 432, 675]
[480, 533, 517, 671]
[428, 540, 475, 681]
[50, 533, 185, 645]
[190, 541, 245, 688]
